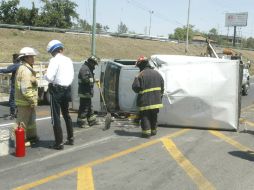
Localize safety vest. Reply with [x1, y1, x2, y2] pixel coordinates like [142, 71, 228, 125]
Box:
[132, 67, 164, 111]
[15, 63, 38, 106]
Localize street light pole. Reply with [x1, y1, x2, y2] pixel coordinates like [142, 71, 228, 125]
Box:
[148, 10, 154, 36]
[91, 0, 96, 56]
[185, 0, 190, 54]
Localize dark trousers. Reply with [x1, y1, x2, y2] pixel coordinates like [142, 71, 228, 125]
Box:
[77, 98, 95, 122]
[9, 85, 16, 115]
[140, 109, 159, 131]
[50, 85, 73, 145]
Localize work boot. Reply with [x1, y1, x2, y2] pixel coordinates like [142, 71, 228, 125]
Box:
[141, 133, 151, 139]
[141, 129, 151, 139]
[25, 141, 31, 147]
[64, 138, 74, 145]
[9, 114, 15, 120]
[49, 143, 64, 150]
[88, 120, 99, 127]
[151, 130, 157, 136]
[28, 136, 40, 144]
[77, 120, 89, 128]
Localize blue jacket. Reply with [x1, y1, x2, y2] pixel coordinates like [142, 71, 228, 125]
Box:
[0, 63, 20, 86]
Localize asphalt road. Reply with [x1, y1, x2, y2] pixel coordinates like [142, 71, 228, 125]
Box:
[1, 83, 254, 189]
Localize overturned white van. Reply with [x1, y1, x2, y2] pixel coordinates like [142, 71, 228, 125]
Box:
[71, 55, 241, 130]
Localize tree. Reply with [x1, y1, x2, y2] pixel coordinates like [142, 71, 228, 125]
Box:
[103, 25, 109, 32]
[96, 23, 103, 33]
[0, 0, 19, 24]
[38, 0, 79, 28]
[173, 25, 195, 41]
[75, 19, 92, 31]
[209, 28, 218, 36]
[83, 20, 92, 31]
[207, 28, 219, 42]
[16, 2, 39, 26]
[174, 27, 185, 40]
[117, 21, 128, 34]
[246, 37, 254, 49]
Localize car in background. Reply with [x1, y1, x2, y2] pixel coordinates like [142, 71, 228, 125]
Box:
[242, 62, 250, 96]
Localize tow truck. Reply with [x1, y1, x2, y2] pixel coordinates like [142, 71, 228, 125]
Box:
[206, 39, 250, 96]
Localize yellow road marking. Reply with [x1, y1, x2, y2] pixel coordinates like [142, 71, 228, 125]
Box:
[240, 119, 254, 128]
[77, 167, 94, 190]
[241, 104, 254, 113]
[13, 129, 190, 189]
[161, 138, 215, 190]
[14, 168, 77, 190]
[209, 130, 252, 152]
[84, 129, 190, 168]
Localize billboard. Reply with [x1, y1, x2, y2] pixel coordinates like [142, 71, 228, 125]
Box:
[225, 12, 248, 27]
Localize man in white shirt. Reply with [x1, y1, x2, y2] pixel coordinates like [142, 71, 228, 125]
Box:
[44, 40, 74, 150]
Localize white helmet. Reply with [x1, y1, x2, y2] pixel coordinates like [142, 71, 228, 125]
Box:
[18, 47, 38, 59]
[47, 40, 64, 53]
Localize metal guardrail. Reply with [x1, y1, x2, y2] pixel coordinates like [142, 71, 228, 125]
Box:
[0, 23, 179, 43]
[0, 62, 49, 94]
[0, 23, 87, 34]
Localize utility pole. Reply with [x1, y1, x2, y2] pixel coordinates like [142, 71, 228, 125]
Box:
[148, 10, 154, 36]
[185, 0, 190, 54]
[91, 0, 96, 56]
[233, 26, 236, 47]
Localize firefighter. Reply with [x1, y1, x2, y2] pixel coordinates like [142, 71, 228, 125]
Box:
[132, 56, 164, 138]
[0, 54, 20, 119]
[44, 40, 74, 150]
[15, 47, 39, 144]
[77, 56, 100, 128]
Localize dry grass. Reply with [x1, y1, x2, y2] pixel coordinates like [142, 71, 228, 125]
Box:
[0, 28, 208, 63]
[1, 28, 254, 74]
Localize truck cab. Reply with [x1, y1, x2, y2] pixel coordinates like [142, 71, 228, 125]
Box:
[230, 55, 250, 96]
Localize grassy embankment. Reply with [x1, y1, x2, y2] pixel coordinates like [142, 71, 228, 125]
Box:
[0, 28, 254, 73]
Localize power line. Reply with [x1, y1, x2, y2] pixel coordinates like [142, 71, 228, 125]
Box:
[126, 0, 184, 27]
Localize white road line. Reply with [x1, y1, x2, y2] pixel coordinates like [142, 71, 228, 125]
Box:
[0, 116, 52, 128]
[40, 135, 117, 161]
[0, 135, 117, 174]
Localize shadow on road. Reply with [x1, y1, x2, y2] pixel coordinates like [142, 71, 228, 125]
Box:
[30, 140, 55, 149]
[239, 130, 254, 136]
[228, 150, 254, 162]
[0, 101, 8, 106]
[0, 114, 10, 119]
[114, 129, 141, 137]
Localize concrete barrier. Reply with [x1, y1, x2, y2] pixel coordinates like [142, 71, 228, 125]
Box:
[0, 129, 11, 156]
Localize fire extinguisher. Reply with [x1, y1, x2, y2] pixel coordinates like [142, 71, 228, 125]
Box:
[15, 122, 25, 157]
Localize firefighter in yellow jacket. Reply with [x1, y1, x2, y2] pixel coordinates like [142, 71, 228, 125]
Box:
[15, 47, 39, 144]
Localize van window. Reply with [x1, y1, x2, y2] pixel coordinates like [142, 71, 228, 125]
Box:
[104, 62, 121, 111]
[114, 59, 136, 65]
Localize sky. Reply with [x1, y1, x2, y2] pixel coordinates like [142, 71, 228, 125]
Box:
[20, 0, 254, 38]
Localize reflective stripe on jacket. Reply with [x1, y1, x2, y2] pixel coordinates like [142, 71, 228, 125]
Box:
[132, 67, 164, 111]
[15, 63, 38, 106]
